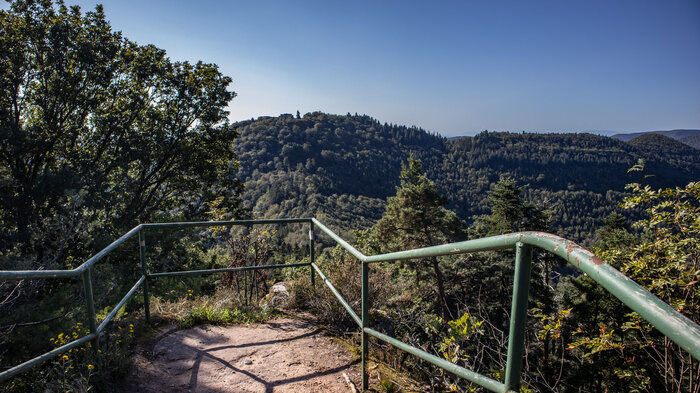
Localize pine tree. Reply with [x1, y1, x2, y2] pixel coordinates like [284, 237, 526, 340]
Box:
[472, 176, 549, 236]
[374, 155, 463, 322]
[593, 212, 636, 251]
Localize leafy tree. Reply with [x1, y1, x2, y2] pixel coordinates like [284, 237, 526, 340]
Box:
[0, 0, 243, 373]
[0, 0, 242, 272]
[554, 214, 638, 392]
[562, 180, 699, 392]
[374, 155, 463, 322]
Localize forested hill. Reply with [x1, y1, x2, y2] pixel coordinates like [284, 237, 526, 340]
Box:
[612, 129, 700, 149]
[233, 112, 699, 243]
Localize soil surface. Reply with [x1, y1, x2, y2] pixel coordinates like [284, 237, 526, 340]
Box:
[117, 317, 362, 393]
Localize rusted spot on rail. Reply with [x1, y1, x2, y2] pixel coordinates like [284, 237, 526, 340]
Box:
[565, 243, 575, 260]
[451, 248, 460, 253]
[591, 255, 605, 266]
[529, 231, 561, 240]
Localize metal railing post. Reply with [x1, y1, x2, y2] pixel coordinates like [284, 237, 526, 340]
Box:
[139, 229, 151, 323]
[81, 268, 100, 368]
[504, 242, 532, 391]
[361, 262, 370, 390]
[309, 223, 315, 286]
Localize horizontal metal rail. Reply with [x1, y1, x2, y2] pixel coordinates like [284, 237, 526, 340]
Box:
[0, 333, 97, 381]
[0, 219, 313, 281]
[97, 275, 146, 333]
[148, 262, 311, 278]
[141, 218, 310, 229]
[0, 225, 143, 280]
[365, 328, 506, 392]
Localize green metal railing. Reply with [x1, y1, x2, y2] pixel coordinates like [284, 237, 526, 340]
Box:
[1, 218, 700, 393]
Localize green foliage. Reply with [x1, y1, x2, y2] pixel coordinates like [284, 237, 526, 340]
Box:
[560, 180, 700, 392]
[378, 378, 402, 393]
[0, 0, 242, 270]
[375, 155, 464, 250]
[3, 317, 137, 393]
[180, 304, 276, 328]
[592, 212, 636, 251]
[426, 312, 483, 364]
[374, 156, 463, 321]
[533, 307, 571, 341]
[620, 181, 699, 300]
[472, 176, 549, 236]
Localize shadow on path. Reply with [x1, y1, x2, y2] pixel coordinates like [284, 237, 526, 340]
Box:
[189, 345, 359, 393]
[122, 318, 362, 393]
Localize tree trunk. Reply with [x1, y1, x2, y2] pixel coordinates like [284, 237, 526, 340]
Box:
[431, 256, 449, 324]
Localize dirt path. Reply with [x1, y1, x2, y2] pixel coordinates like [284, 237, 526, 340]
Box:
[118, 317, 362, 393]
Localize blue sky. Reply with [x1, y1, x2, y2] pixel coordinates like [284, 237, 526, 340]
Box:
[7, 1, 700, 136]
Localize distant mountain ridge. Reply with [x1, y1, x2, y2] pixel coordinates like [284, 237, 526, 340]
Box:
[612, 129, 700, 149]
[233, 113, 699, 244]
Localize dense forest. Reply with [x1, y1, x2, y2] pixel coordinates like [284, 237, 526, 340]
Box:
[233, 112, 698, 243]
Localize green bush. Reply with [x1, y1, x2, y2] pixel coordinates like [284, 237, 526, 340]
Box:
[2, 316, 138, 393]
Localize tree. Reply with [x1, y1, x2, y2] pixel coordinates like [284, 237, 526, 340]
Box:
[472, 176, 549, 236]
[0, 1, 244, 358]
[0, 0, 242, 273]
[470, 175, 553, 306]
[562, 181, 700, 392]
[374, 155, 463, 322]
[465, 177, 557, 389]
[593, 212, 636, 251]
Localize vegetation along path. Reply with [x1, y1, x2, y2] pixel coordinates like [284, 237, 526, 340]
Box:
[118, 317, 362, 393]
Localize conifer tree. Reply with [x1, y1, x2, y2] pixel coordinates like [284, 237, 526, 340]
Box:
[472, 176, 549, 236]
[374, 155, 463, 322]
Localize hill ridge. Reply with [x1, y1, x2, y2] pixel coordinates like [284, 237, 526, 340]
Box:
[233, 112, 698, 243]
[612, 129, 700, 149]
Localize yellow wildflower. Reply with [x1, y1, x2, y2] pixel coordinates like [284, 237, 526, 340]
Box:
[61, 355, 68, 360]
[87, 364, 94, 370]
